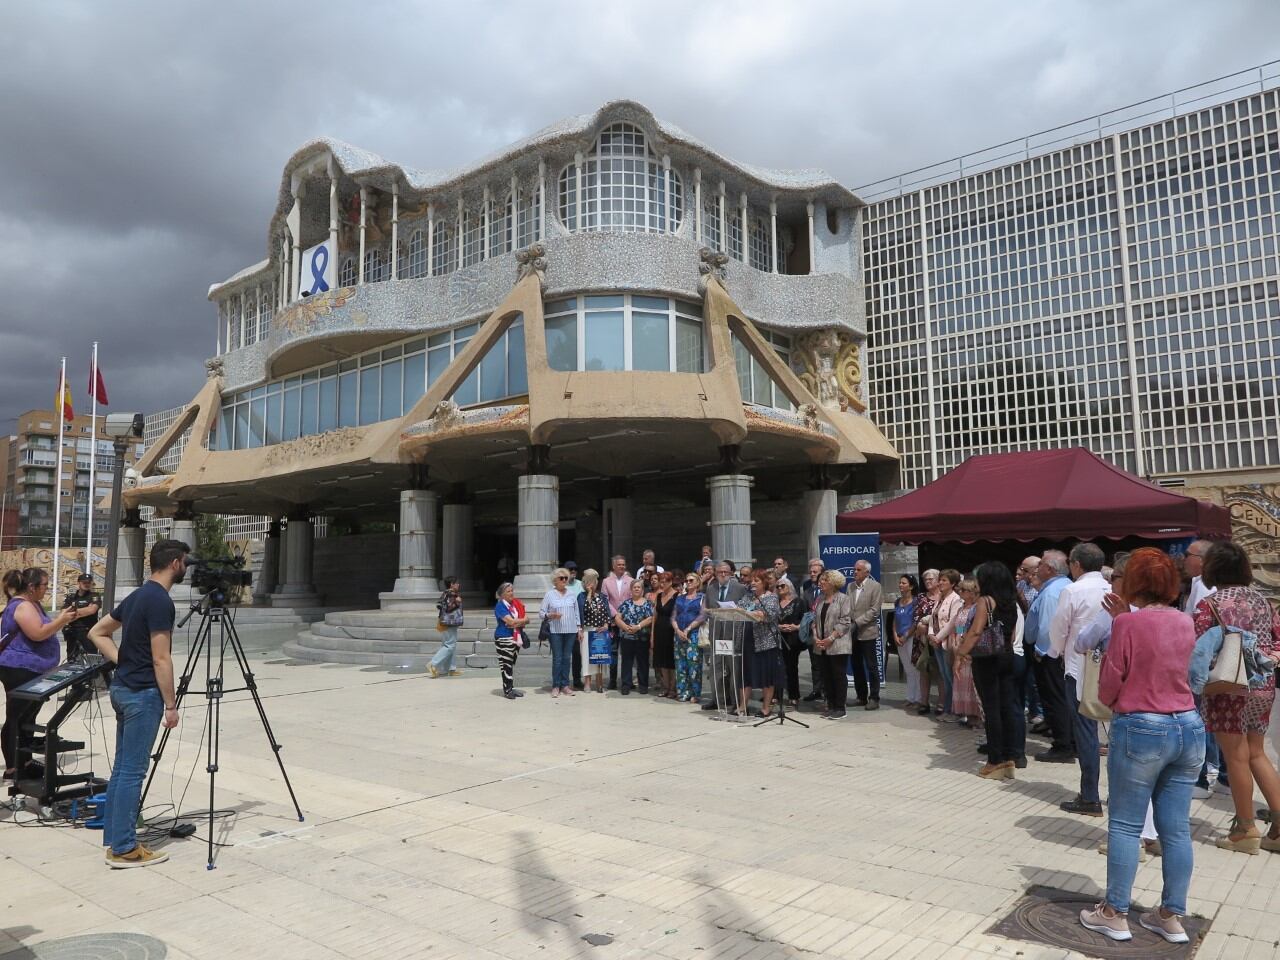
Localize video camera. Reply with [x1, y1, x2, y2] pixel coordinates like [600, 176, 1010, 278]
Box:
[186, 554, 252, 603]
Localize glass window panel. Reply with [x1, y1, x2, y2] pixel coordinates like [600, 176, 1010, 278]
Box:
[276, 390, 294, 443]
[632, 295, 669, 311]
[428, 347, 451, 386]
[479, 335, 507, 402]
[359, 367, 380, 425]
[403, 338, 426, 354]
[676, 317, 704, 372]
[428, 331, 451, 348]
[584, 310, 624, 371]
[235, 403, 250, 450]
[380, 359, 403, 420]
[733, 338, 752, 402]
[631, 311, 670, 371]
[319, 377, 338, 432]
[301, 382, 319, 436]
[507, 322, 527, 395]
[545, 297, 576, 314]
[218, 407, 233, 451]
[262, 394, 280, 448]
[338, 371, 358, 427]
[545, 314, 578, 371]
[248, 398, 266, 448]
[454, 367, 478, 407]
[752, 356, 772, 406]
[402, 352, 425, 410]
[457, 323, 479, 338]
[585, 295, 624, 309]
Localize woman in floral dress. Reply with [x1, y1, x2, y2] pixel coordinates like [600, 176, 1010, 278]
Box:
[1192, 541, 1280, 853]
[614, 580, 655, 695]
[577, 568, 612, 693]
[947, 580, 982, 725]
[672, 572, 704, 702]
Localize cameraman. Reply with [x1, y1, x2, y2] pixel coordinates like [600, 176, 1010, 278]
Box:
[61, 573, 101, 660]
[88, 538, 189, 869]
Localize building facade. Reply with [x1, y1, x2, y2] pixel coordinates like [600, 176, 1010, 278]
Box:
[862, 75, 1280, 596]
[124, 101, 897, 624]
[0, 409, 143, 551]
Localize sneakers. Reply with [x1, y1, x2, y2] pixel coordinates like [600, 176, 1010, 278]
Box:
[106, 844, 169, 869]
[1139, 911, 1189, 944]
[864, 700, 880, 711]
[447, 669, 464, 677]
[1079, 902, 1131, 941]
[1191, 782, 1212, 800]
[504, 690, 518, 700]
[1061, 796, 1105, 817]
[429, 664, 440, 678]
[825, 710, 847, 720]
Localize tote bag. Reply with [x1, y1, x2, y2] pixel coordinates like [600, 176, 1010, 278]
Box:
[1204, 601, 1248, 696]
[1078, 647, 1113, 721]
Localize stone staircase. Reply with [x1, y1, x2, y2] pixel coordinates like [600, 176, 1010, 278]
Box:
[283, 607, 541, 669]
[224, 604, 345, 632]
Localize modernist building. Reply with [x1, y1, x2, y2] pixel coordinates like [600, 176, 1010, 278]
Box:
[861, 72, 1280, 596]
[124, 101, 898, 625]
[2, 409, 142, 550]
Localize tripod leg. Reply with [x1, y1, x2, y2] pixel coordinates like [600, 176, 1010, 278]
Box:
[141, 612, 209, 807]
[223, 617, 304, 822]
[206, 665, 220, 870]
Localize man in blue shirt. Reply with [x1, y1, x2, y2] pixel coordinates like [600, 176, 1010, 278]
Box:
[1027, 550, 1075, 763]
[89, 538, 189, 869]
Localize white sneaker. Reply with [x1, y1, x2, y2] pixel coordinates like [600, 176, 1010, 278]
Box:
[1191, 784, 1212, 800]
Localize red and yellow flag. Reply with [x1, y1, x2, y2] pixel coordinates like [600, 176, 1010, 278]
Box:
[56, 369, 74, 422]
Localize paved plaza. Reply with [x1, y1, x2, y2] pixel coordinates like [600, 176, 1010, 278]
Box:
[3, 627, 1278, 960]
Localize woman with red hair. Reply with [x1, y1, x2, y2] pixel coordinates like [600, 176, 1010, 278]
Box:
[1080, 548, 1202, 945]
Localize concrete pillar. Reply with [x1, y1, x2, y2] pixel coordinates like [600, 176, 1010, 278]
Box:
[252, 518, 281, 603]
[271, 507, 321, 606]
[601, 497, 633, 572]
[514, 473, 558, 596]
[801, 488, 837, 563]
[707, 474, 754, 569]
[379, 489, 439, 609]
[115, 508, 145, 598]
[169, 501, 197, 605]
[441, 502, 479, 592]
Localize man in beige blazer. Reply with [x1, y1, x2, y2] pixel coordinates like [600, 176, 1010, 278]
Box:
[849, 559, 884, 709]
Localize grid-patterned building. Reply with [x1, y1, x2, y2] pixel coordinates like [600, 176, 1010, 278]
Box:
[862, 68, 1280, 593]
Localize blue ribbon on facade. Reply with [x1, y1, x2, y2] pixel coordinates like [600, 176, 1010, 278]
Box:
[309, 245, 330, 293]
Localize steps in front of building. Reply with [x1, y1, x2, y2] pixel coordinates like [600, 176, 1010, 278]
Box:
[284, 626, 507, 668]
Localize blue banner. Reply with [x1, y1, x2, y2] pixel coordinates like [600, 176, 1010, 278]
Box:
[819, 533, 884, 684]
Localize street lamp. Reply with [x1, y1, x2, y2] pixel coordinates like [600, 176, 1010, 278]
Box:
[102, 412, 144, 613]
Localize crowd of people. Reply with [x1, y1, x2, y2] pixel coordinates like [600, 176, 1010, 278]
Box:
[437, 539, 1280, 946]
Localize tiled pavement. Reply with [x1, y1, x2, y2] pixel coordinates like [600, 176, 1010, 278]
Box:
[3, 629, 1278, 959]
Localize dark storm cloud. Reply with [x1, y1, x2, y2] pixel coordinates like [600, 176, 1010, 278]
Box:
[1, 0, 1276, 426]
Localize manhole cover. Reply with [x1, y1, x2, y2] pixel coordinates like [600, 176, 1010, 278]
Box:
[990, 886, 1207, 958]
[0, 933, 167, 959]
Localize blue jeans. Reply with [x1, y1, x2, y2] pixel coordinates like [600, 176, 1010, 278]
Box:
[430, 626, 459, 672]
[935, 646, 954, 714]
[1193, 694, 1221, 784]
[1024, 660, 1042, 718]
[105, 683, 164, 855]
[1106, 711, 1205, 915]
[1067, 676, 1101, 803]
[549, 633, 575, 689]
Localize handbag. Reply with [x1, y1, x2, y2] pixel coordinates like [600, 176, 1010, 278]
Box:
[968, 599, 1005, 658]
[1205, 600, 1248, 696]
[1079, 647, 1113, 721]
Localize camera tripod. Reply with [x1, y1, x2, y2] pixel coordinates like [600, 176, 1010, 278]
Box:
[140, 592, 303, 869]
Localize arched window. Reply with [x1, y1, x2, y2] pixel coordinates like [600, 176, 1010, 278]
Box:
[489, 197, 510, 258]
[727, 212, 743, 262]
[461, 208, 483, 267]
[364, 249, 385, 283]
[701, 194, 722, 251]
[242, 288, 258, 345]
[557, 123, 683, 234]
[748, 217, 771, 272]
[432, 222, 455, 275]
[340, 256, 357, 288]
[258, 282, 274, 340]
[517, 186, 541, 248]
[405, 229, 427, 278]
[228, 297, 242, 350]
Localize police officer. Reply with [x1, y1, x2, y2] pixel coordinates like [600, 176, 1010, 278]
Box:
[62, 573, 101, 660]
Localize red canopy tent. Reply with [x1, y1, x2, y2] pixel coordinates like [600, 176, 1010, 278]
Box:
[837, 447, 1232, 545]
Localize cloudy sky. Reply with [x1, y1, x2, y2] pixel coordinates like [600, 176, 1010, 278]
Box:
[2, 0, 1276, 426]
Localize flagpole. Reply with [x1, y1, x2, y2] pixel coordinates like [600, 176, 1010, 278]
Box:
[86, 342, 99, 569]
[53, 358, 67, 595]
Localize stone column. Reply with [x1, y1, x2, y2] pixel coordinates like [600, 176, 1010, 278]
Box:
[601, 495, 633, 573]
[707, 448, 754, 569]
[514, 473, 558, 597]
[441, 499, 478, 592]
[115, 508, 146, 598]
[801, 488, 837, 564]
[169, 501, 197, 604]
[379, 488, 439, 610]
[252, 518, 281, 604]
[271, 506, 321, 606]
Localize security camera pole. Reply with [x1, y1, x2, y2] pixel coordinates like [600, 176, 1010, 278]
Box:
[102, 413, 144, 612]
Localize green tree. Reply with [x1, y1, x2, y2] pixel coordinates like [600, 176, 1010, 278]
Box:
[193, 513, 229, 558]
